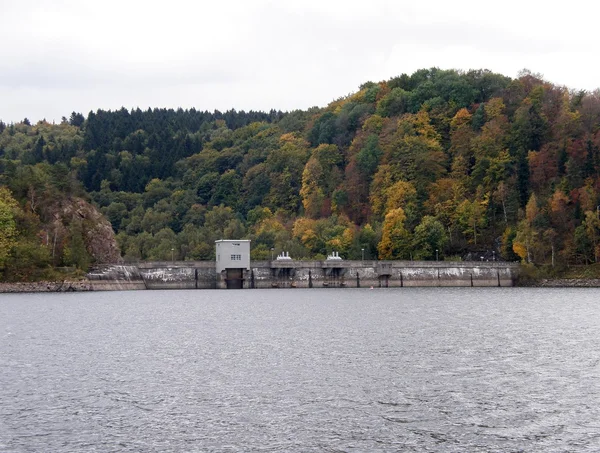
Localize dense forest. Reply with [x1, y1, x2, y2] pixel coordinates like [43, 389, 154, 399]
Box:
[2, 68, 600, 280]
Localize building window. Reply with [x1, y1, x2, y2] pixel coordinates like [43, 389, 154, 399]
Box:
[231, 254, 242, 261]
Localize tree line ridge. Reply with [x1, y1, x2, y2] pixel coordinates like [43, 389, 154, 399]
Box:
[1, 68, 600, 280]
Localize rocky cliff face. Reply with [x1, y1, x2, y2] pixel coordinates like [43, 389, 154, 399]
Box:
[46, 197, 122, 265]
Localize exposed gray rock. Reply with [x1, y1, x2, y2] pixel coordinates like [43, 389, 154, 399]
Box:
[45, 197, 122, 265]
[0, 280, 92, 292]
[532, 278, 600, 287]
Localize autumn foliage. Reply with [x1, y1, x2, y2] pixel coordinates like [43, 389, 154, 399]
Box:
[3, 68, 600, 276]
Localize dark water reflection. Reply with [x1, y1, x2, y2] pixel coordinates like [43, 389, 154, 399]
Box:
[2, 288, 600, 452]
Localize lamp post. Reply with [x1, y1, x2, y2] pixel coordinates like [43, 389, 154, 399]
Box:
[271, 247, 274, 261]
[171, 248, 174, 262]
[361, 248, 364, 261]
[436, 249, 438, 261]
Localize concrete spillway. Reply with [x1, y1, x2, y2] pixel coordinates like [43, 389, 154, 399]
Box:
[87, 260, 518, 290]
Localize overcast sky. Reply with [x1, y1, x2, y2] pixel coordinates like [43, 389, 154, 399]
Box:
[1, 0, 599, 124]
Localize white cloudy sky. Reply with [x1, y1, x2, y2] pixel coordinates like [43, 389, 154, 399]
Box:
[1, 0, 599, 123]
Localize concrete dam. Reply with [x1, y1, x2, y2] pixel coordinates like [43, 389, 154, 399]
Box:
[87, 260, 519, 290]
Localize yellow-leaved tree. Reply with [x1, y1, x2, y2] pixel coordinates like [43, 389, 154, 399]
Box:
[513, 193, 539, 263]
[300, 144, 342, 218]
[378, 208, 411, 259]
[300, 156, 325, 218]
[0, 187, 19, 271]
[454, 191, 488, 246]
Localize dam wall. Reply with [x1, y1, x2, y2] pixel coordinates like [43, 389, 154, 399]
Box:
[256, 260, 515, 288]
[87, 260, 518, 290]
[138, 262, 218, 289]
[87, 265, 147, 291]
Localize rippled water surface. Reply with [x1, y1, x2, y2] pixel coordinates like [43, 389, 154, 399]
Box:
[2, 288, 600, 452]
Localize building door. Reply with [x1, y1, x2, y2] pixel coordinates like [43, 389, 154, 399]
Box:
[225, 268, 244, 289]
[379, 275, 389, 288]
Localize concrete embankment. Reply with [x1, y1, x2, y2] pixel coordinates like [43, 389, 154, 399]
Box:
[85, 260, 518, 290]
[138, 262, 218, 289]
[84, 262, 219, 290]
[86, 265, 147, 290]
[254, 260, 516, 288]
[12, 265, 600, 291]
[0, 261, 519, 292]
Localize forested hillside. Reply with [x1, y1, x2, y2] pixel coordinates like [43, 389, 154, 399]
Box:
[2, 68, 600, 280]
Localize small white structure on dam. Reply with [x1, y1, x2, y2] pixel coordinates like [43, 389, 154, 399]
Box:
[215, 240, 251, 273]
[215, 240, 251, 289]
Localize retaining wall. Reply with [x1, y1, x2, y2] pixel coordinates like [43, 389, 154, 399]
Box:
[87, 260, 518, 290]
[253, 260, 514, 288]
[87, 265, 147, 291]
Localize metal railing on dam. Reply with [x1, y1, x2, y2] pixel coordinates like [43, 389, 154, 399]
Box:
[87, 260, 519, 290]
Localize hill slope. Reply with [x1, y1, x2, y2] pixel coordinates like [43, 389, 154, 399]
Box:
[2, 68, 600, 280]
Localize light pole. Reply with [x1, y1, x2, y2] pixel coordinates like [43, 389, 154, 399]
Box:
[361, 248, 364, 261]
[436, 249, 438, 261]
[271, 247, 274, 261]
[171, 248, 174, 262]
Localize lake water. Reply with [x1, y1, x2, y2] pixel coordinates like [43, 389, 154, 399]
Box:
[1, 288, 600, 452]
